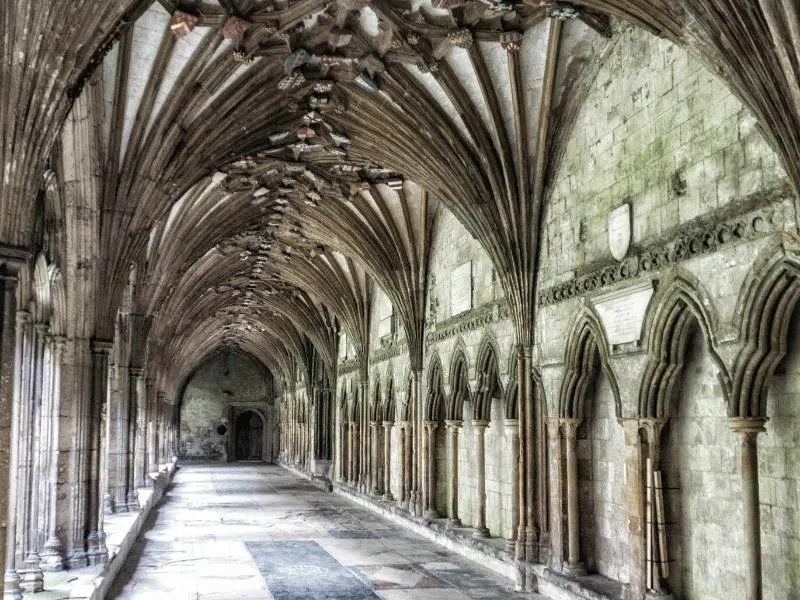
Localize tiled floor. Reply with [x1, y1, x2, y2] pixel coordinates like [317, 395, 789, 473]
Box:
[109, 463, 545, 600]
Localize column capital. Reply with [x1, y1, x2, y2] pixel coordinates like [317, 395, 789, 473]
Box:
[423, 420, 439, 432]
[560, 417, 583, 438]
[90, 339, 113, 354]
[729, 416, 768, 439]
[471, 419, 490, 429]
[16, 309, 31, 326]
[638, 417, 668, 444]
[369, 420, 379, 428]
[444, 419, 463, 429]
[382, 420, 394, 428]
[129, 366, 144, 378]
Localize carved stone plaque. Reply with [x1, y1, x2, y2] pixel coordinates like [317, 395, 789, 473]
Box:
[608, 203, 631, 261]
[591, 280, 653, 347]
[451, 261, 473, 316]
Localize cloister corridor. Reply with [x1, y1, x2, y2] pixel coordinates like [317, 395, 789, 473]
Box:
[107, 464, 542, 600]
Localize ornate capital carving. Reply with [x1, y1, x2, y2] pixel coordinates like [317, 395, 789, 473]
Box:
[560, 417, 582, 439]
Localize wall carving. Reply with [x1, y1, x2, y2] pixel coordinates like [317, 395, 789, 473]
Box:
[425, 299, 510, 349]
[539, 187, 794, 306]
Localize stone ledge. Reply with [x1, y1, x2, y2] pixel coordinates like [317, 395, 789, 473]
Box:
[23, 458, 178, 600]
[532, 565, 625, 600]
[331, 481, 520, 585]
[278, 461, 332, 492]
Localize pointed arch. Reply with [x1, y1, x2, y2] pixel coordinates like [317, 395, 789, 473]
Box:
[474, 334, 502, 421]
[425, 353, 445, 421]
[447, 345, 471, 421]
[639, 271, 731, 418]
[731, 239, 800, 417]
[557, 305, 621, 419]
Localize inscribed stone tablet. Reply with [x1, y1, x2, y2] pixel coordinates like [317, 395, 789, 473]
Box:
[451, 261, 473, 316]
[592, 280, 653, 347]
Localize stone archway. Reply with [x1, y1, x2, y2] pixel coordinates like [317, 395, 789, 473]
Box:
[235, 411, 265, 461]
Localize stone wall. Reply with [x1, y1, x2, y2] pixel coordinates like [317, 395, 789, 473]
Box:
[179, 351, 275, 461]
[763, 308, 800, 600]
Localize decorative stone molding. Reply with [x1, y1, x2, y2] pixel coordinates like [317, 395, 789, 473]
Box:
[370, 340, 407, 365]
[425, 300, 510, 348]
[539, 188, 793, 306]
[337, 357, 360, 375]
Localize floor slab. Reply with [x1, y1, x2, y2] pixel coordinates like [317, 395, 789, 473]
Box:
[108, 462, 546, 600]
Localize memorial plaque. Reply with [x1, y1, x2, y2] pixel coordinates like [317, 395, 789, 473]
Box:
[592, 280, 654, 347]
[608, 203, 631, 261]
[451, 261, 473, 316]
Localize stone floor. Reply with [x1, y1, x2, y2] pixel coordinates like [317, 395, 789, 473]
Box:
[109, 462, 545, 600]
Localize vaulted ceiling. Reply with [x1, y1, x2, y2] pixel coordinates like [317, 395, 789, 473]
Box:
[3, 0, 800, 387]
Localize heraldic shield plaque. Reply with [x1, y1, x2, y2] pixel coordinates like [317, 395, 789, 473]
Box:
[608, 203, 631, 262]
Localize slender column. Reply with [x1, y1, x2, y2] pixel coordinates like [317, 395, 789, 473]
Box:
[40, 336, 65, 571]
[515, 349, 527, 561]
[423, 421, 439, 519]
[403, 421, 413, 510]
[445, 420, 462, 527]
[18, 321, 44, 593]
[144, 378, 156, 485]
[472, 420, 490, 538]
[730, 417, 767, 600]
[3, 294, 25, 600]
[65, 339, 90, 569]
[370, 422, 382, 495]
[522, 347, 536, 562]
[127, 367, 143, 511]
[382, 422, 394, 501]
[637, 419, 668, 598]
[86, 340, 111, 566]
[561, 418, 584, 574]
[506, 419, 520, 553]
[410, 370, 422, 516]
[348, 422, 356, 484]
[397, 422, 406, 506]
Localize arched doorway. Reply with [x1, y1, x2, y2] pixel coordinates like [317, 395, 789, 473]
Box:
[235, 411, 264, 460]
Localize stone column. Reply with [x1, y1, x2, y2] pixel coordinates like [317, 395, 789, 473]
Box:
[423, 421, 439, 519]
[397, 422, 406, 506]
[506, 419, 520, 553]
[127, 367, 143, 511]
[730, 417, 767, 600]
[86, 340, 111, 566]
[403, 421, 413, 511]
[348, 422, 356, 484]
[3, 280, 25, 600]
[638, 418, 668, 599]
[144, 378, 156, 485]
[370, 422, 382, 495]
[561, 418, 584, 574]
[445, 420, 462, 527]
[19, 321, 44, 593]
[382, 421, 394, 501]
[472, 420, 490, 538]
[40, 336, 65, 572]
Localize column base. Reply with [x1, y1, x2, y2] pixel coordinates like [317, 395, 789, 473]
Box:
[446, 518, 462, 528]
[65, 548, 88, 569]
[40, 537, 65, 572]
[472, 527, 490, 539]
[127, 491, 140, 512]
[371, 487, 382, 497]
[86, 531, 108, 566]
[103, 493, 116, 515]
[505, 538, 517, 554]
[424, 508, 439, 520]
[563, 561, 586, 576]
[18, 554, 43, 593]
[3, 569, 22, 600]
[382, 492, 394, 502]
